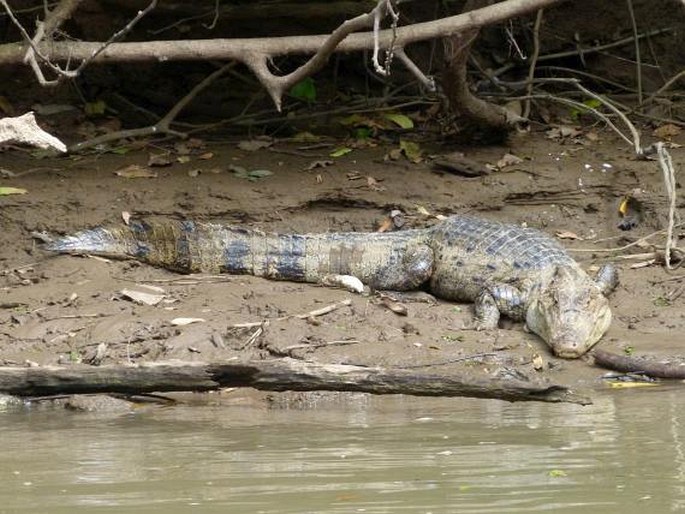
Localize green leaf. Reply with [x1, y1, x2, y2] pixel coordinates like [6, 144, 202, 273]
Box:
[570, 98, 603, 120]
[289, 78, 317, 102]
[549, 469, 567, 478]
[338, 114, 372, 127]
[355, 127, 373, 140]
[84, 100, 107, 117]
[230, 165, 273, 181]
[247, 169, 273, 181]
[330, 147, 353, 158]
[384, 112, 414, 129]
[0, 187, 27, 195]
[399, 139, 422, 163]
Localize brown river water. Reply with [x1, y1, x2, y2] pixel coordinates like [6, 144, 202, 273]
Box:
[1, 388, 683, 513]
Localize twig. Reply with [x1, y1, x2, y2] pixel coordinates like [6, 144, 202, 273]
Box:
[399, 352, 499, 369]
[202, 0, 220, 30]
[372, 0, 398, 76]
[522, 8, 543, 119]
[625, 0, 642, 104]
[395, 47, 436, 91]
[492, 27, 671, 77]
[69, 62, 236, 151]
[571, 222, 685, 254]
[228, 299, 353, 329]
[642, 68, 685, 106]
[280, 339, 360, 352]
[525, 92, 633, 147]
[295, 299, 352, 319]
[41, 313, 108, 320]
[239, 325, 265, 349]
[656, 142, 679, 269]
[1, 0, 157, 86]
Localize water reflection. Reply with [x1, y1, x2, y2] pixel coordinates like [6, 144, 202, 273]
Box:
[0, 387, 683, 513]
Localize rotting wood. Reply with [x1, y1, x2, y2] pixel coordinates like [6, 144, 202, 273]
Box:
[593, 350, 685, 379]
[0, 358, 590, 404]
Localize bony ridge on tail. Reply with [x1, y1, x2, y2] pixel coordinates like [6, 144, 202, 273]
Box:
[46, 215, 618, 359]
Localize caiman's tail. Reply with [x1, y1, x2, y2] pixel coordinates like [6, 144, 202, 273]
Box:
[46, 226, 137, 257]
[46, 219, 434, 288]
[45, 220, 201, 272]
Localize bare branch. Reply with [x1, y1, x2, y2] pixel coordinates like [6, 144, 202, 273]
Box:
[0, 0, 566, 65]
[69, 62, 236, 152]
[1, 0, 157, 86]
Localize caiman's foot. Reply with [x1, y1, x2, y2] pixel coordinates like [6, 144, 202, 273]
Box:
[595, 263, 619, 296]
[473, 290, 501, 330]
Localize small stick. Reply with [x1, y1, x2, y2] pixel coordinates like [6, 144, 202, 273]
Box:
[228, 299, 353, 329]
[522, 8, 543, 120]
[295, 299, 352, 319]
[399, 352, 499, 369]
[239, 325, 265, 349]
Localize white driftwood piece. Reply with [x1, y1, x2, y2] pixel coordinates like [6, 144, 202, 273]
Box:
[0, 112, 66, 152]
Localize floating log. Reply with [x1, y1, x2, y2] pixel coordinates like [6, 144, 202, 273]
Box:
[593, 349, 685, 379]
[0, 358, 589, 404]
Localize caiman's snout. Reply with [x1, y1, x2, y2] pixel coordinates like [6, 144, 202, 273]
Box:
[526, 266, 613, 359]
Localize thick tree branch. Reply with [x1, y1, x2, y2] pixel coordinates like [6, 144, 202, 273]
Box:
[0, 0, 566, 66]
[0, 358, 590, 404]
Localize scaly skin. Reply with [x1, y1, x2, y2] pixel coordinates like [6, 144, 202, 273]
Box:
[47, 215, 618, 358]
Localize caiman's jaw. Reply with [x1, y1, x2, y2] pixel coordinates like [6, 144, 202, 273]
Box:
[526, 266, 612, 359]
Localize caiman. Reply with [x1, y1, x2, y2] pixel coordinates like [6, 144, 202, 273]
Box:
[46, 215, 618, 358]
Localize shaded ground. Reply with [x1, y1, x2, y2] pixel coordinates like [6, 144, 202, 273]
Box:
[0, 128, 683, 400]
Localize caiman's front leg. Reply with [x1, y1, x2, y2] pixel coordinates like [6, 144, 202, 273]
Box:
[595, 263, 619, 296]
[474, 283, 527, 329]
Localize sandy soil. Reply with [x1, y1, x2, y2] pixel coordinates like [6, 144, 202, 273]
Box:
[0, 128, 683, 399]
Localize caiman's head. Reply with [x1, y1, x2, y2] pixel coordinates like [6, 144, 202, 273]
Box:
[526, 265, 612, 359]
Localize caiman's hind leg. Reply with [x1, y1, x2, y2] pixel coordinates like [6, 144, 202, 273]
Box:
[595, 263, 619, 296]
[367, 244, 435, 291]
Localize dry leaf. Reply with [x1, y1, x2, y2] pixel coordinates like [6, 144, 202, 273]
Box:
[114, 165, 157, 179]
[546, 126, 581, 140]
[170, 317, 206, 326]
[198, 152, 214, 160]
[238, 139, 272, 151]
[120, 289, 165, 306]
[377, 218, 394, 232]
[174, 142, 191, 155]
[630, 259, 656, 269]
[0, 187, 27, 195]
[532, 352, 544, 371]
[380, 297, 408, 316]
[653, 123, 681, 140]
[496, 153, 523, 169]
[416, 205, 431, 216]
[177, 155, 191, 164]
[556, 231, 582, 240]
[148, 153, 173, 167]
[305, 160, 333, 170]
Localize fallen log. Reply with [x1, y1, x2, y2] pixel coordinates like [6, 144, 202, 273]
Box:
[0, 358, 590, 404]
[593, 349, 685, 379]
